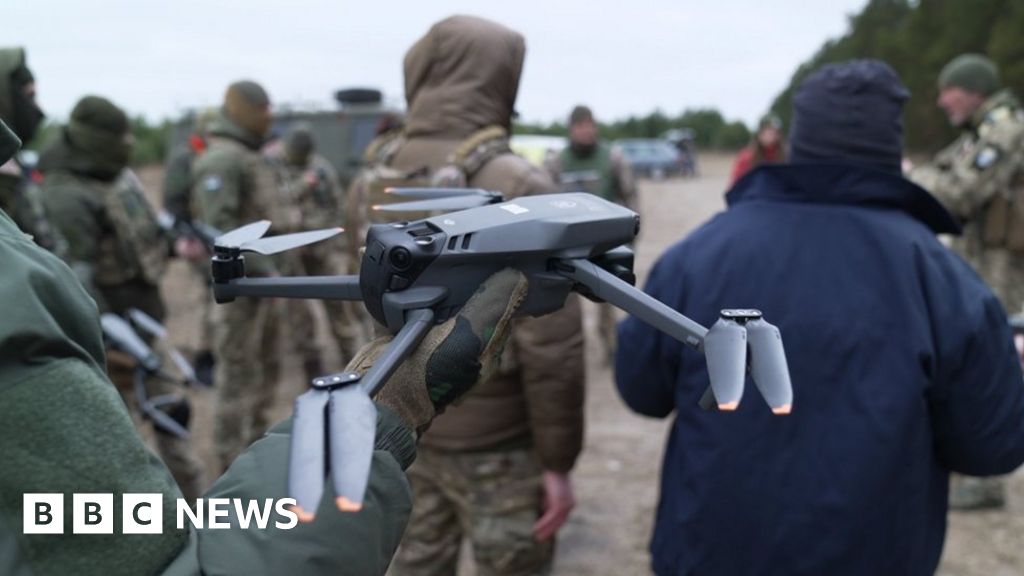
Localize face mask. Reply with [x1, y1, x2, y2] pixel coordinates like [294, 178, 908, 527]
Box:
[10, 84, 44, 143]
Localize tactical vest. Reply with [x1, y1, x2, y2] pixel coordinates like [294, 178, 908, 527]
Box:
[96, 170, 168, 287]
[345, 126, 511, 264]
[557, 144, 614, 200]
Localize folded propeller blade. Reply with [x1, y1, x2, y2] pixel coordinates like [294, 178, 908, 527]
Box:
[214, 220, 272, 248]
[242, 227, 344, 255]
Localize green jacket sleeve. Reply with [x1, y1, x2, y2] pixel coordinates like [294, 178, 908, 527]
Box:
[191, 407, 414, 576]
[0, 217, 187, 576]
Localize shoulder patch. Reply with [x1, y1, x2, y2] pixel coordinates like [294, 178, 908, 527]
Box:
[203, 175, 222, 192]
[974, 146, 1001, 170]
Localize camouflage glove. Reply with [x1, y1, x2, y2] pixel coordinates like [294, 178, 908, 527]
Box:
[346, 268, 529, 433]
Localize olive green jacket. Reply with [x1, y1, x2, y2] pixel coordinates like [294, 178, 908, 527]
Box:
[0, 207, 414, 575]
[40, 169, 169, 313]
[192, 113, 282, 276]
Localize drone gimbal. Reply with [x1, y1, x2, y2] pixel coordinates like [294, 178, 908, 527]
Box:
[210, 190, 793, 520]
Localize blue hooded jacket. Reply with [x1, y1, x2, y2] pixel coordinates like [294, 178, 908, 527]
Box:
[616, 163, 1024, 575]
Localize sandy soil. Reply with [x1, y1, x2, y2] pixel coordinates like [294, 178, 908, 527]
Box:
[137, 153, 1023, 575]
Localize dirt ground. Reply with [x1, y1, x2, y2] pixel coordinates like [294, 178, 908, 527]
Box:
[139, 153, 1022, 575]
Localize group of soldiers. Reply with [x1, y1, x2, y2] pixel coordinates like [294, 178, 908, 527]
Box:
[1, 15, 637, 575]
[2, 14, 1023, 575]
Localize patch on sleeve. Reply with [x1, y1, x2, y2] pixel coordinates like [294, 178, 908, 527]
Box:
[973, 146, 1001, 170]
[203, 175, 223, 192]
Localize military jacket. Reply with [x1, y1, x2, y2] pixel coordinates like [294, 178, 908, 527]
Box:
[911, 89, 1024, 311]
[41, 169, 169, 310]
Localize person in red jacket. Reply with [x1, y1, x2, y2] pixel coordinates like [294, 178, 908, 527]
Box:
[730, 113, 786, 184]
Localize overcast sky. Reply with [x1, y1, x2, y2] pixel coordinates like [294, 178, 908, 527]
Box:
[9, 0, 868, 127]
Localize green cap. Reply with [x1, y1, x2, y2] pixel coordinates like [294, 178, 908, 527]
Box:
[938, 54, 1000, 96]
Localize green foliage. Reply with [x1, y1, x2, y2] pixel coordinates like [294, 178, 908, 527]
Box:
[130, 116, 173, 166]
[515, 107, 751, 150]
[771, 0, 1024, 152]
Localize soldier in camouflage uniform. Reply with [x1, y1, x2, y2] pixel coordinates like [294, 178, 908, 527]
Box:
[192, 80, 287, 472]
[266, 124, 366, 379]
[546, 105, 637, 365]
[0, 47, 63, 254]
[910, 54, 1024, 510]
[39, 95, 207, 500]
[162, 107, 217, 386]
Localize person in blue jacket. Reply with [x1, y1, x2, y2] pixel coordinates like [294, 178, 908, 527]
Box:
[615, 59, 1024, 576]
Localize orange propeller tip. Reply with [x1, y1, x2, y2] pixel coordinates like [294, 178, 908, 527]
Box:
[371, 205, 382, 211]
[289, 504, 316, 523]
[336, 497, 363, 513]
[771, 404, 792, 415]
[717, 401, 739, 411]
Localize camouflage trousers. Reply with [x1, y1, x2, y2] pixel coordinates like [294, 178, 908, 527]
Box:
[107, 350, 207, 502]
[392, 446, 553, 576]
[598, 302, 618, 362]
[211, 296, 282, 473]
[281, 246, 368, 375]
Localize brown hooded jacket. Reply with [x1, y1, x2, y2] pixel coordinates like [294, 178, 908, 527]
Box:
[389, 16, 585, 473]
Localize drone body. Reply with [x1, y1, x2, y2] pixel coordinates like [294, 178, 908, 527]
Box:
[208, 190, 794, 519]
[360, 192, 638, 331]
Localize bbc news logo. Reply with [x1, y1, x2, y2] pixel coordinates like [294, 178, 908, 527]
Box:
[23, 494, 299, 534]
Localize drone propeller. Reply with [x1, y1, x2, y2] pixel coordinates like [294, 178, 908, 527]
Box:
[100, 314, 160, 372]
[700, 312, 793, 413]
[746, 317, 793, 414]
[214, 221, 343, 256]
[242, 228, 344, 255]
[556, 260, 793, 414]
[385, 187, 502, 200]
[373, 196, 498, 213]
[703, 316, 748, 410]
[127, 308, 199, 385]
[289, 308, 436, 520]
[214, 220, 272, 248]
[375, 188, 504, 213]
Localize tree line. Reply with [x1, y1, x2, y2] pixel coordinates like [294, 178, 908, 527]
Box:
[515, 108, 752, 151]
[770, 0, 1024, 152]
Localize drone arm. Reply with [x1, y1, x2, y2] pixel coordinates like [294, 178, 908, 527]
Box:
[557, 258, 707, 349]
[358, 308, 436, 397]
[214, 275, 364, 303]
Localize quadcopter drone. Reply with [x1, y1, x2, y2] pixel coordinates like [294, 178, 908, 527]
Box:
[209, 189, 794, 520]
[100, 309, 202, 439]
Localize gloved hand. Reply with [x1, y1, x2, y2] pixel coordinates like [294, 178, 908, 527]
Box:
[346, 268, 529, 434]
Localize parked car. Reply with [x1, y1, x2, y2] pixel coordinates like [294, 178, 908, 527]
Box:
[614, 138, 684, 179]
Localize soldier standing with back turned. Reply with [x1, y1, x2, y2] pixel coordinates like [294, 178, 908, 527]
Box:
[192, 80, 287, 472]
[39, 95, 207, 500]
[266, 123, 366, 379]
[910, 53, 1024, 510]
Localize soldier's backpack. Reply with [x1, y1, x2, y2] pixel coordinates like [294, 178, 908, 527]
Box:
[343, 125, 511, 267]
